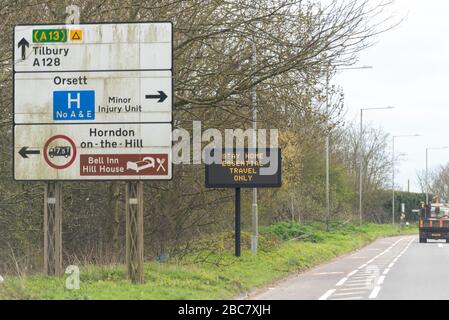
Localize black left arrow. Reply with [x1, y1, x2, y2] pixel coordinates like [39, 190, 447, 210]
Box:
[18, 38, 29, 60]
[19, 147, 40, 159]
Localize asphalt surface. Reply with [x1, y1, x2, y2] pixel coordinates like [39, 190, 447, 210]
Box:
[247, 235, 449, 300]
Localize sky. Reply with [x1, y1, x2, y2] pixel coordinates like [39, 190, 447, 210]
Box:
[333, 0, 449, 193]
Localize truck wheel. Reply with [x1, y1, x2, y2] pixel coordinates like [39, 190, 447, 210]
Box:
[419, 238, 426, 243]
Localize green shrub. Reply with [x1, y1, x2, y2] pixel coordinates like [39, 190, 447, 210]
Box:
[261, 222, 323, 243]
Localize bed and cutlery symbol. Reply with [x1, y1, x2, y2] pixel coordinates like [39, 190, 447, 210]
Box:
[156, 158, 166, 172]
[126, 156, 167, 174]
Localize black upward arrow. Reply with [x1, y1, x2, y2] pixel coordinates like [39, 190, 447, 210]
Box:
[19, 147, 40, 159]
[18, 38, 29, 60]
[145, 91, 168, 103]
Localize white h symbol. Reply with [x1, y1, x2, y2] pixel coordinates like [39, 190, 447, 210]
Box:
[67, 92, 81, 109]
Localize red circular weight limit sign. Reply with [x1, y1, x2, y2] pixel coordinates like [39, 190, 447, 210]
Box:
[43, 135, 77, 170]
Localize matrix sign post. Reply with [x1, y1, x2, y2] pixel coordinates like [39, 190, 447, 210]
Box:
[235, 187, 241, 257]
[205, 149, 282, 257]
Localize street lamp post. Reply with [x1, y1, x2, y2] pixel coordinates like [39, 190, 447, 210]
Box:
[426, 147, 449, 205]
[392, 134, 420, 225]
[359, 106, 394, 226]
[251, 39, 258, 256]
[325, 72, 330, 231]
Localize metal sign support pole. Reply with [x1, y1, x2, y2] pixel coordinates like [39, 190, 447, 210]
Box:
[44, 182, 62, 276]
[235, 188, 241, 258]
[126, 181, 144, 284]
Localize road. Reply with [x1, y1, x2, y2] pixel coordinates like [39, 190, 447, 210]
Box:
[248, 235, 449, 300]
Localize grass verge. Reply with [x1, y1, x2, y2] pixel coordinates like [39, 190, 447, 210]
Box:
[0, 223, 417, 300]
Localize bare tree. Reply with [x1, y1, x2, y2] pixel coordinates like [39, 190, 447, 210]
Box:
[418, 165, 449, 202]
[0, 0, 399, 271]
[333, 123, 392, 221]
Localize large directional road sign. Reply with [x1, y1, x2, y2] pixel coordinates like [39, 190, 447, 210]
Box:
[14, 22, 173, 181]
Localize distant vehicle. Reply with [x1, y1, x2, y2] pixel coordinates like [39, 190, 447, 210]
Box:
[419, 201, 449, 243]
[48, 146, 71, 158]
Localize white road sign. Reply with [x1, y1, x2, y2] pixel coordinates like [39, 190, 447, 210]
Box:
[14, 23, 172, 72]
[14, 123, 172, 181]
[13, 22, 173, 181]
[14, 71, 172, 123]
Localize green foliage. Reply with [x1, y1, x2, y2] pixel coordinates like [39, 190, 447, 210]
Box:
[383, 191, 426, 222]
[329, 163, 356, 213]
[0, 278, 37, 300]
[0, 223, 417, 300]
[261, 223, 323, 243]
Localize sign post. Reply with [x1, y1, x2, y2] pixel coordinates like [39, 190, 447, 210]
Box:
[44, 182, 62, 276]
[235, 188, 241, 257]
[205, 148, 281, 257]
[126, 181, 144, 284]
[14, 21, 173, 281]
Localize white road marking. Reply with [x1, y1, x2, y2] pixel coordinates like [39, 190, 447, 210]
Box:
[336, 277, 348, 286]
[330, 296, 364, 300]
[365, 237, 415, 300]
[348, 277, 376, 283]
[340, 287, 369, 291]
[352, 275, 374, 279]
[348, 270, 359, 277]
[350, 280, 372, 284]
[347, 282, 372, 287]
[348, 279, 371, 283]
[333, 291, 366, 297]
[438, 244, 443, 248]
[319, 289, 336, 300]
[349, 278, 374, 282]
[318, 237, 410, 301]
[369, 286, 382, 299]
[313, 272, 344, 276]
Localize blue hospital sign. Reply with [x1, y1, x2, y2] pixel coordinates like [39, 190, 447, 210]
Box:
[53, 90, 95, 120]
